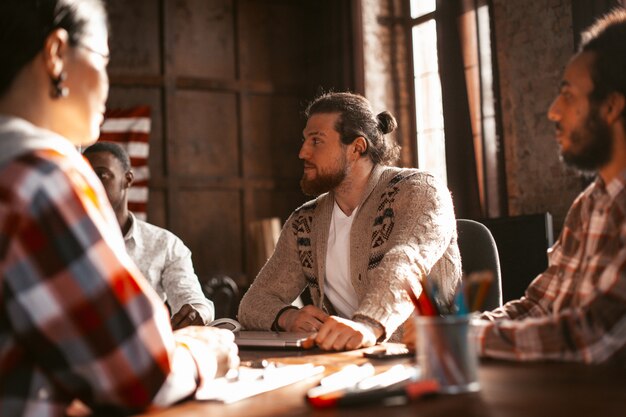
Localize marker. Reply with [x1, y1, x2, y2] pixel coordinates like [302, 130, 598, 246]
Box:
[307, 379, 440, 408]
[356, 364, 419, 390]
[307, 366, 421, 406]
[307, 363, 375, 397]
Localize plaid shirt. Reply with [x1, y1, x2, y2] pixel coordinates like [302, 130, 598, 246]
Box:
[474, 171, 626, 363]
[0, 117, 205, 416]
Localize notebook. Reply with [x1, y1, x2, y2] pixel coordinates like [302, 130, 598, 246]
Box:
[234, 331, 315, 349]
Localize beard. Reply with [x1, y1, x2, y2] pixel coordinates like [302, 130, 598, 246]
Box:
[300, 154, 348, 196]
[560, 103, 613, 172]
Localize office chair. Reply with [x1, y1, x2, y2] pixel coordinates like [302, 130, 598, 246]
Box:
[202, 275, 240, 319]
[456, 219, 503, 311]
[480, 213, 552, 302]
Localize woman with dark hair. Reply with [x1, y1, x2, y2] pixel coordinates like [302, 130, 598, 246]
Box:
[0, 1, 238, 415]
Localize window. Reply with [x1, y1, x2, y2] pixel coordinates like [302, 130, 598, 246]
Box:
[458, 1, 503, 217]
[406, 0, 505, 217]
[410, 1, 447, 184]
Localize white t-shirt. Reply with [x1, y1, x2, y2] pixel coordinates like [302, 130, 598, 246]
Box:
[324, 201, 359, 318]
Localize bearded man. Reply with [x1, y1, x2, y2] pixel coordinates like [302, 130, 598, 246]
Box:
[238, 92, 461, 351]
[455, 9, 626, 364]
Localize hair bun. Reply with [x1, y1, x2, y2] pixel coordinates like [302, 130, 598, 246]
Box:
[376, 111, 398, 134]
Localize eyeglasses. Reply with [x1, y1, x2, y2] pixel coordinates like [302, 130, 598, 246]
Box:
[76, 42, 110, 62]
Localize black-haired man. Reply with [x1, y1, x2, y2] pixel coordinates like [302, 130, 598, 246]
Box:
[84, 141, 214, 329]
[472, 9, 626, 363]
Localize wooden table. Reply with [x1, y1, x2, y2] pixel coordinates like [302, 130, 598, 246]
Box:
[135, 347, 626, 417]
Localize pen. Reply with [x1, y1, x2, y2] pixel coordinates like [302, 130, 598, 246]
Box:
[429, 280, 448, 314]
[453, 281, 469, 315]
[306, 379, 440, 408]
[307, 363, 375, 397]
[403, 279, 437, 316]
[470, 271, 493, 312]
[417, 284, 438, 316]
[405, 283, 422, 314]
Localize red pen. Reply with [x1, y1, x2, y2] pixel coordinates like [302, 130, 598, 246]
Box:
[404, 279, 438, 316]
[417, 288, 438, 316]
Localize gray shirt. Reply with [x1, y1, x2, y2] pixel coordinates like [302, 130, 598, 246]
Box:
[124, 213, 214, 323]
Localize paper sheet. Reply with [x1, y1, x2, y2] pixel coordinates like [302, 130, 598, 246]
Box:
[196, 363, 324, 403]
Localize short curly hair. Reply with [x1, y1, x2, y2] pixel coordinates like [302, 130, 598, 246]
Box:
[83, 141, 131, 172]
[580, 8, 626, 123]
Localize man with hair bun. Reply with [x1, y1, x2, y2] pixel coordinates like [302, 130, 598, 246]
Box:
[239, 91, 461, 351]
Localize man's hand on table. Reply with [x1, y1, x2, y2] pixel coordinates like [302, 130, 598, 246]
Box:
[171, 303, 205, 329]
[313, 316, 381, 351]
[278, 305, 329, 332]
[278, 306, 383, 351]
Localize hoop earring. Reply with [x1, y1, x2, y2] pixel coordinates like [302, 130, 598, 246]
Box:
[50, 72, 69, 99]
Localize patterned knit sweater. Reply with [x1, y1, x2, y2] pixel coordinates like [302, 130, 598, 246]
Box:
[238, 165, 462, 341]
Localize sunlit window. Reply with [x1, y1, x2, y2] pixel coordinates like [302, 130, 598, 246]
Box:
[411, 3, 447, 184]
[410, 0, 435, 17]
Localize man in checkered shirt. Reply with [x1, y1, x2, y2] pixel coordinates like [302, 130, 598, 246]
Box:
[473, 9, 626, 363]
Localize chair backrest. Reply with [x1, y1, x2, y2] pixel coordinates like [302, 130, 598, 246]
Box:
[202, 275, 240, 319]
[456, 219, 503, 311]
[479, 213, 552, 302]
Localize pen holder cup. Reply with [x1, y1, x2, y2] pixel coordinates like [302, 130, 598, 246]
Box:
[415, 315, 480, 394]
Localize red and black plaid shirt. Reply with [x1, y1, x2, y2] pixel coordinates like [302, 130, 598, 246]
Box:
[475, 172, 626, 363]
[0, 119, 202, 416]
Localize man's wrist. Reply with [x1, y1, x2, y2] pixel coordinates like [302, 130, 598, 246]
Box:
[272, 306, 298, 331]
[352, 315, 385, 342]
[192, 303, 213, 325]
[152, 341, 200, 406]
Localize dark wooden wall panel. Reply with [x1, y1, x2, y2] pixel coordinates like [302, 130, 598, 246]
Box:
[239, 1, 308, 84]
[107, 0, 161, 75]
[177, 190, 242, 276]
[251, 190, 307, 223]
[241, 94, 303, 179]
[148, 189, 167, 228]
[172, 91, 239, 177]
[105, 0, 355, 289]
[172, 0, 236, 79]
